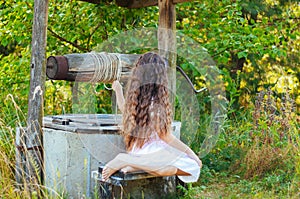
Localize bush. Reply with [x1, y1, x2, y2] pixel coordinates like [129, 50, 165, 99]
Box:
[241, 89, 298, 179]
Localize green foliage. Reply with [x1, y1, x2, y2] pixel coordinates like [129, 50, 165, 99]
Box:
[187, 86, 299, 197]
[1, 0, 299, 116]
[0, 0, 299, 198]
[0, 0, 32, 122]
[251, 89, 298, 146]
[239, 89, 298, 180]
[177, 0, 300, 114]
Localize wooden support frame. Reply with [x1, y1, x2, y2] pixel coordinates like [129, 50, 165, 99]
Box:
[26, 0, 49, 190]
[158, 0, 177, 111]
[26, 0, 187, 194]
[158, 0, 176, 62]
[116, 0, 193, 8]
[81, 0, 193, 8]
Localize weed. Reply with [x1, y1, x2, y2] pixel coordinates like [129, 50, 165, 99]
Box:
[242, 88, 298, 179]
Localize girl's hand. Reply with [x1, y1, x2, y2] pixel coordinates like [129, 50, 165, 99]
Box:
[195, 157, 202, 168]
[187, 150, 202, 168]
[112, 80, 122, 93]
[112, 80, 125, 113]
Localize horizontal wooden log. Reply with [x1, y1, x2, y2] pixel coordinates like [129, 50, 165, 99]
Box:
[79, 0, 194, 8]
[46, 52, 204, 94]
[46, 52, 140, 82]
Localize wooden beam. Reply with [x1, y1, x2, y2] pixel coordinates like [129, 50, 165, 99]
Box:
[79, 0, 194, 8]
[117, 0, 194, 8]
[26, 0, 48, 190]
[158, 0, 176, 112]
[116, 0, 157, 8]
[158, 0, 176, 66]
[80, 0, 102, 4]
[46, 53, 140, 82]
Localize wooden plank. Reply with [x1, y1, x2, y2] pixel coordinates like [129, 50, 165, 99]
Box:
[80, 0, 194, 8]
[96, 166, 156, 184]
[121, 0, 194, 8]
[80, 0, 100, 4]
[43, 114, 122, 133]
[15, 127, 26, 185]
[26, 0, 49, 188]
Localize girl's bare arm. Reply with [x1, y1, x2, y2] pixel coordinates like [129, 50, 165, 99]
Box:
[162, 133, 202, 168]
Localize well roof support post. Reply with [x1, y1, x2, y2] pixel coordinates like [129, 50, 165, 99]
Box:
[26, 0, 49, 192]
[158, 0, 177, 112]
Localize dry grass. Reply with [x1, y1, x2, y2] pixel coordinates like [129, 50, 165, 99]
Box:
[243, 142, 294, 179]
[0, 96, 49, 198]
[0, 123, 26, 198]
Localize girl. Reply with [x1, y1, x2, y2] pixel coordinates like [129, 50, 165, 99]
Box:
[102, 52, 202, 183]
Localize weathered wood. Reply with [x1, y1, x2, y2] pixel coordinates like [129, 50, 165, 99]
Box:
[46, 53, 140, 82]
[121, 0, 194, 8]
[26, 0, 48, 190]
[158, 0, 176, 63]
[158, 0, 177, 110]
[43, 115, 121, 134]
[80, 0, 100, 4]
[80, 0, 194, 8]
[15, 127, 26, 186]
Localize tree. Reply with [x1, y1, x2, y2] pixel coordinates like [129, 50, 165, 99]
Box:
[0, 0, 299, 120]
[176, 0, 299, 110]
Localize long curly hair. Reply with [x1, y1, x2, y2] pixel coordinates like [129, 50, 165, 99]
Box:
[122, 52, 172, 151]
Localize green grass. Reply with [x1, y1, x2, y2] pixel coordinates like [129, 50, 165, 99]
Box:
[180, 171, 300, 199]
[0, 91, 299, 198]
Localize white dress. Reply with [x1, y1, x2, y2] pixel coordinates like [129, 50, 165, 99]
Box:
[130, 133, 201, 183]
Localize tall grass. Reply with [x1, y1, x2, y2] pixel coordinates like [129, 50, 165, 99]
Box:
[242, 89, 298, 179]
[0, 96, 55, 198]
[0, 119, 27, 198]
[196, 89, 300, 198]
[0, 90, 299, 198]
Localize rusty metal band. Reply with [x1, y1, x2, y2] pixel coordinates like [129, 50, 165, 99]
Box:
[54, 55, 69, 80]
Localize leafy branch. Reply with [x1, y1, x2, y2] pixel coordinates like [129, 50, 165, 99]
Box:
[47, 28, 90, 52]
[86, 21, 104, 51]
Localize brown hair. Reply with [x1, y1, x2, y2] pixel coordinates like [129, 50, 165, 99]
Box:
[122, 52, 172, 151]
